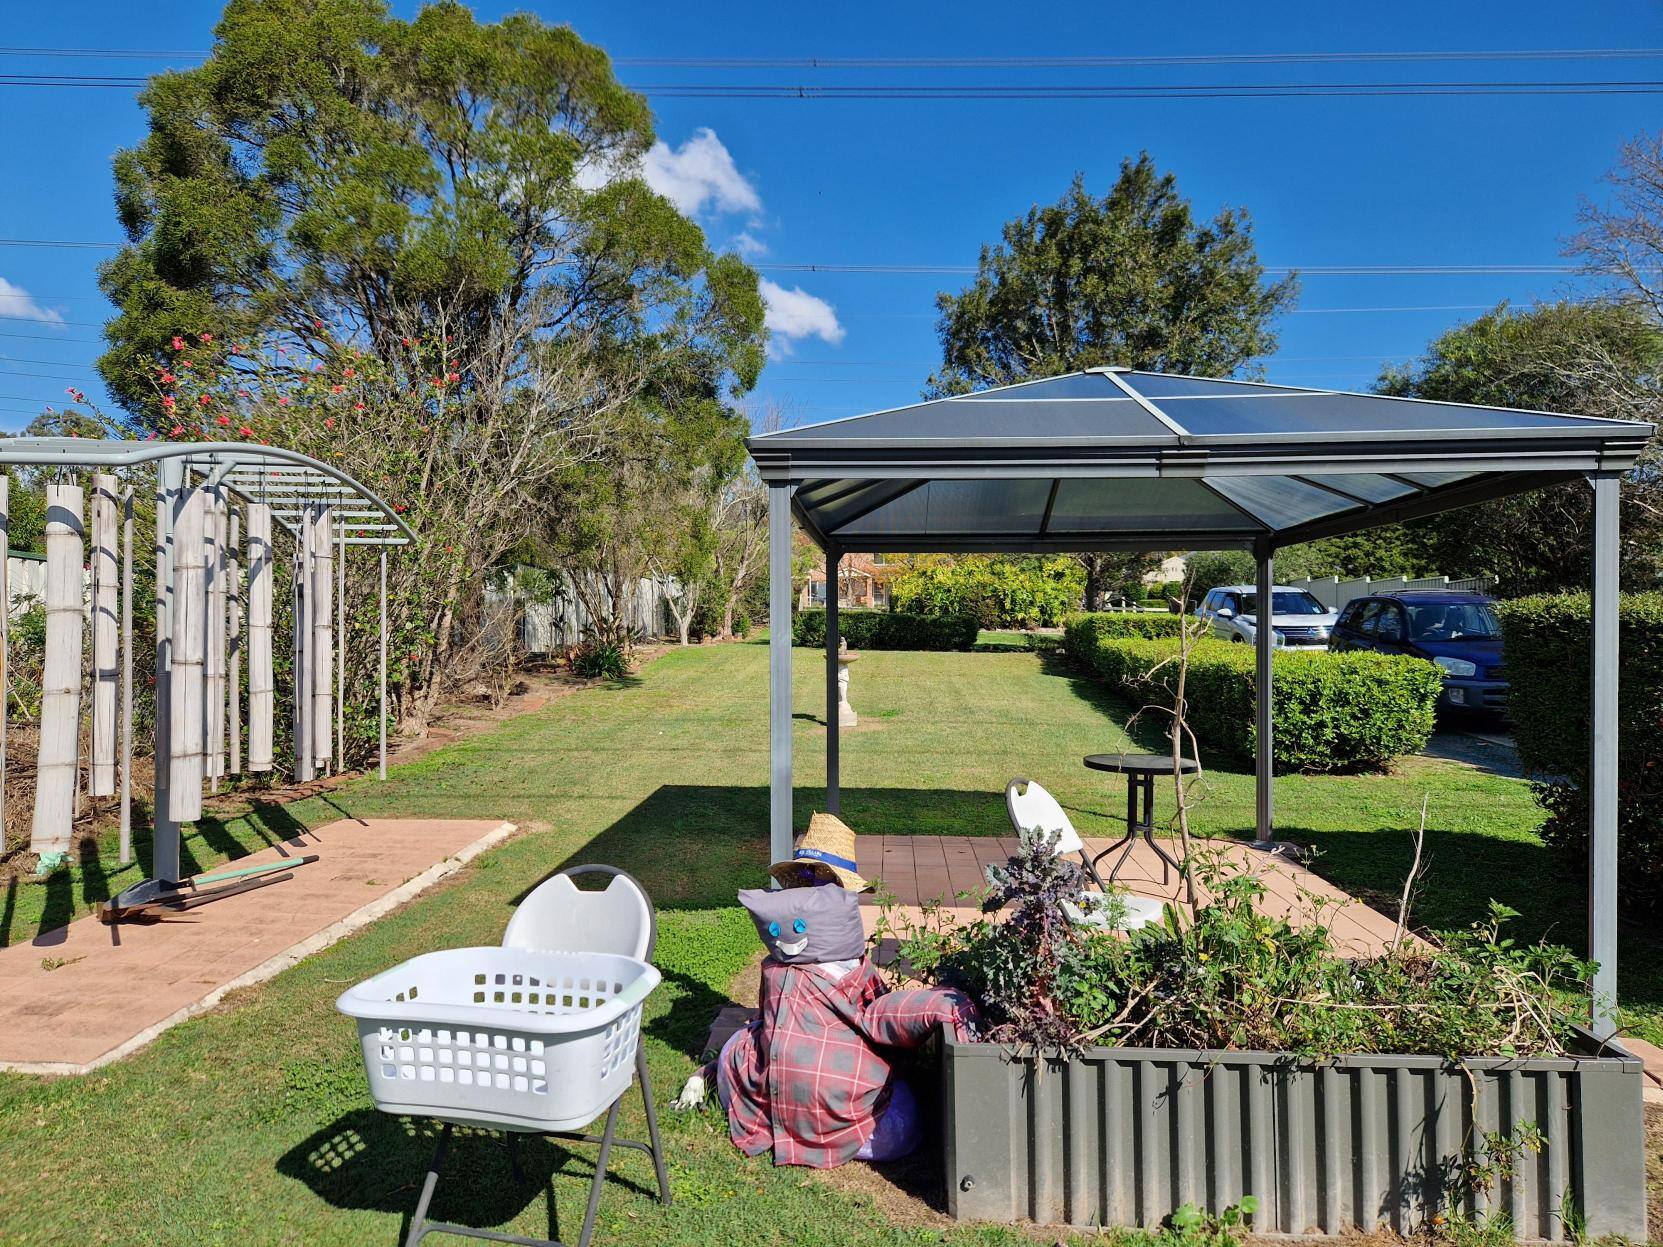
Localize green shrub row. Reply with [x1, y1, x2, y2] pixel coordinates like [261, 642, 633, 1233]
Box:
[791, 608, 980, 651]
[1062, 611, 1188, 653]
[890, 555, 1084, 629]
[1063, 617, 1442, 773]
[1496, 592, 1663, 916]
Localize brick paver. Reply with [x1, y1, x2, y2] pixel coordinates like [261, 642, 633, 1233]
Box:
[0, 817, 514, 1074]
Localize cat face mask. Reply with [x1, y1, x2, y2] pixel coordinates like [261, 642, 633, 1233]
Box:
[737, 884, 866, 964]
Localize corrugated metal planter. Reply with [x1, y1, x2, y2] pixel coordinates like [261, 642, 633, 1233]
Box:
[942, 1031, 1645, 1239]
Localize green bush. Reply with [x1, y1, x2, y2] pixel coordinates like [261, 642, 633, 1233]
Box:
[1062, 612, 1187, 662]
[792, 608, 979, 651]
[1497, 592, 1663, 916]
[1063, 619, 1442, 773]
[890, 555, 1083, 629]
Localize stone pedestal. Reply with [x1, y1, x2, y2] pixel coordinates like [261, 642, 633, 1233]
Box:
[836, 649, 860, 728]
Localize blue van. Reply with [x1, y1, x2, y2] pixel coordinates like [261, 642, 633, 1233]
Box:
[1328, 590, 1507, 713]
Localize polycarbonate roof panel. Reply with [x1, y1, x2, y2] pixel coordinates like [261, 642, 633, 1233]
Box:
[834, 479, 1052, 536]
[1203, 475, 1362, 529]
[1398, 470, 1480, 488]
[1048, 478, 1253, 532]
[1123, 373, 1307, 401]
[1296, 473, 1420, 504]
[813, 479, 924, 531]
[954, 373, 1125, 401]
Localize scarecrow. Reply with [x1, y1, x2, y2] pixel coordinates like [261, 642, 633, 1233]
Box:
[677, 813, 979, 1167]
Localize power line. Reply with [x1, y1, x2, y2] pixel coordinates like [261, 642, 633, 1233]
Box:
[5, 72, 1663, 98]
[6, 45, 1663, 66]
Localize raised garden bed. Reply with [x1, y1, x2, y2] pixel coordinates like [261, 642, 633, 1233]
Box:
[941, 1029, 1646, 1240]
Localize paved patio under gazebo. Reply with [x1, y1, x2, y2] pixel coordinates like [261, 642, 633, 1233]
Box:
[747, 366, 1654, 1035]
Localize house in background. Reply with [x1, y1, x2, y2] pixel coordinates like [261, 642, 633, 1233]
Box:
[800, 553, 902, 610]
[1142, 553, 1187, 586]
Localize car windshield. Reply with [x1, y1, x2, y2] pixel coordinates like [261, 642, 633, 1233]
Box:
[1405, 601, 1502, 641]
[1239, 591, 1327, 617]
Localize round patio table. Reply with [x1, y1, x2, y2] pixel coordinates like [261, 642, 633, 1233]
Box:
[1082, 752, 1200, 887]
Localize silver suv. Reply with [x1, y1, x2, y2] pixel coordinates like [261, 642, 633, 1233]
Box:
[1194, 585, 1339, 650]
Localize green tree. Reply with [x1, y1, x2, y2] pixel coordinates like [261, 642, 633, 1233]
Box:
[1378, 300, 1663, 592]
[929, 154, 1297, 608]
[98, 0, 763, 412]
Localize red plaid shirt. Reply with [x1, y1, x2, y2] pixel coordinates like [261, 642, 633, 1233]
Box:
[721, 957, 978, 1168]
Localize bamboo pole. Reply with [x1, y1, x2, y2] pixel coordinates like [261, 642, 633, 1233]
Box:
[246, 503, 273, 771]
[311, 506, 333, 772]
[168, 485, 206, 822]
[205, 487, 226, 788]
[228, 507, 242, 776]
[0, 474, 9, 852]
[119, 486, 133, 864]
[31, 481, 84, 862]
[91, 472, 118, 797]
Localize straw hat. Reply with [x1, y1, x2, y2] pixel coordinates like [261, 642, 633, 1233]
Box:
[768, 812, 871, 892]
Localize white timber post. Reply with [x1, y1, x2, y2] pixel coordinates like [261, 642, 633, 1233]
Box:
[228, 507, 242, 776]
[1589, 473, 1621, 1038]
[91, 472, 118, 798]
[767, 481, 794, 871]
[335, 527, 344, 774]
[205, 486, 226, 790]
[31, 480, 85, 865]
[153, 459, 180, 882]
[119, 486, 133, 864]
[168, 484, 206, 823]
[246, 503, 274, 771]
[312, 505, 333, 772]
[295, 505, 314, 782]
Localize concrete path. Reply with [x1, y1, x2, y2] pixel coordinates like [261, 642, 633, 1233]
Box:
[0, 817, 515, 1075]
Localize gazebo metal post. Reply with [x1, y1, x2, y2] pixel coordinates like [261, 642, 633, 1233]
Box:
[768, 482, 794, 871]
[378, 548, 388, 781]
[119, 486, 133, 864]
[1253, 537, 1275, 847]
[0, 473, 8, 853]
[825, 548, 841, 815]
[1589, 472, 1621, 1038]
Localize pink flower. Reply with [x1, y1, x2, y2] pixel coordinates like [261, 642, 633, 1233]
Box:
[313, 362, 323, 372]
[237, 389, 250, 398]
[169, 424, 184, 436]
[198, 394, 212, 407]
[160, 371, 176, 384]
[330, 384, 343, 394]
[179, 360, 192, 369]
[277, 396, 290, 406]
[324, 417, 335, 429]
[230, 343, 242, 355]
[215, 414, 230, 426]
[343, 367, 356, 379]
[353, 401, 365, 411]
[238, 425, 253, 437]
[161, 395, 176, 410]
[171, 336, 185, 351]
[312, 318, 324, 330]
[446, 371, 459, 383]
[199, 332, 213, 344]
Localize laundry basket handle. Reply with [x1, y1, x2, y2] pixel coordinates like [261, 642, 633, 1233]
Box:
[557, 864, 657, 960]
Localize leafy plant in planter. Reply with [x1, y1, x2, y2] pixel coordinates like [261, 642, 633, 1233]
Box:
[896, 833, 1592, 1061]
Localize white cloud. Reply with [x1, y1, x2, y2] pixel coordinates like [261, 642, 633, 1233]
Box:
[0, 277, 64, 326]
[640, 127, 761, 217]
[732, 230, 768, 259]
[760, 278, 844, 355]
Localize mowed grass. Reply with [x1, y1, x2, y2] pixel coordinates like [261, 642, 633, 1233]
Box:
[0, 636, 1651, 1246]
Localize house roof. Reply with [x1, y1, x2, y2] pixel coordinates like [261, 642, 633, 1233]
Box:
[747, 368, 1654, 553]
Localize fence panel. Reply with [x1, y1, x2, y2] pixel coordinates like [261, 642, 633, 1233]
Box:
[1286, 573, 1497, 613]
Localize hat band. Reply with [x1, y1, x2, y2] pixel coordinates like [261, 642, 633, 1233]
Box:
[795, 847, 858, 873]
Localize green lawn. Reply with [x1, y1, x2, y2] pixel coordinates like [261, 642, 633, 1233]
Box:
[0, 637, 1650, 1245]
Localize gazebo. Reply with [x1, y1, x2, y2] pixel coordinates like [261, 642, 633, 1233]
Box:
[747, 367, 1654, 1035]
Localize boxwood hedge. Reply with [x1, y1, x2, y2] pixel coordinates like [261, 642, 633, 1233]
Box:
[792, 608, 980, 651]
[1496, 592, 1663, 916]
[1063, 614, 1442, 773]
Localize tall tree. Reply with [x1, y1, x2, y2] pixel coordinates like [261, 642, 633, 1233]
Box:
[1378, 300, 1663, 592]
[929, 154, 1297, 606]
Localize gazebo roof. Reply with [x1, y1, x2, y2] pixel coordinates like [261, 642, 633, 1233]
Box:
[0, 438, 413, 546]
[747, 368, 1654, 552]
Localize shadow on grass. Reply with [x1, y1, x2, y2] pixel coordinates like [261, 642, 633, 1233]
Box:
[276, 1109, 654, 1243]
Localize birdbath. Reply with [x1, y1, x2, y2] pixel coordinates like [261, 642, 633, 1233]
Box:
[836, 638, 860, 728]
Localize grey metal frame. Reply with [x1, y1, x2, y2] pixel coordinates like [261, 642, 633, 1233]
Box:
[750, 368, 1649, 1033]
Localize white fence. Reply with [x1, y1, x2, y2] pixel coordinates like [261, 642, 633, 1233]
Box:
[1286, 573, 1497, 611]
[488, 570, 678, 654]
[7, 552, 45, 617]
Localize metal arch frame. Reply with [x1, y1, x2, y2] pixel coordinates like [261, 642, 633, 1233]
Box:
[0, 439, 414, 547]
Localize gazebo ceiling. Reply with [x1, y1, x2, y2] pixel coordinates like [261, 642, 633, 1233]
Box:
[748, 368, 1655, 553]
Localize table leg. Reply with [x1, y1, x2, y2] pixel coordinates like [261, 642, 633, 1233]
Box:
[1142, 771, 1182, 885]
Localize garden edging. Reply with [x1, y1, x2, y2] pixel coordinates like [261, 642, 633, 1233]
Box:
[941, 1030, 1646, 1239]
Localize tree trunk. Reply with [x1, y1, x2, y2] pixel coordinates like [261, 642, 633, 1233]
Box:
[31, 482, 84, 859]
[1080, 553, 1105, 611]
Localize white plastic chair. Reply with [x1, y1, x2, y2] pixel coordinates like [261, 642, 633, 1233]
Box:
[385, 863, 670, 1247]
[1004, 779, 1164, 932]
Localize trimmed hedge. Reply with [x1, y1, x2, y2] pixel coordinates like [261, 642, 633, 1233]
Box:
[1063, 617, 1442, 773]
[1061, 611, 1188, 656]
[1497, 592, 1663, 916]
[792, 608, 979, 651]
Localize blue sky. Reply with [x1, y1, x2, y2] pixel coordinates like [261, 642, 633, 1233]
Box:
[2, 1, 1661, 432]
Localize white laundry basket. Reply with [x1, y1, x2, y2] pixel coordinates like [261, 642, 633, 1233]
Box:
[337, 947, 661, 1134]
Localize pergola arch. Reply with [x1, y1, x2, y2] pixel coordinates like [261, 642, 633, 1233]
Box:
[748, 367, 1655, 1036]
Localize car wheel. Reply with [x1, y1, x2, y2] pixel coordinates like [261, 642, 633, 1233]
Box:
[1230, 635, 1244, 643]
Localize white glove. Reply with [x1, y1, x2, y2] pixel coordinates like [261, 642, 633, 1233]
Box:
[672, 1072, 709, 1111]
